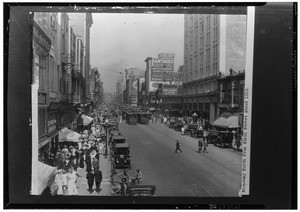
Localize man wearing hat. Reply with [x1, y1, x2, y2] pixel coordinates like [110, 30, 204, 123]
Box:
[175, 140, 183, 153]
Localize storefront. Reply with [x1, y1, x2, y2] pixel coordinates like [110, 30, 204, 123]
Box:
[32, 19, 57, 195]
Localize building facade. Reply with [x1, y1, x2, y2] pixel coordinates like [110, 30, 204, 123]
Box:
[68, 13, 93, 112]
[31, 12, 94, 195]
[183, 14, 246, 123]
[218, 70, 245, 115]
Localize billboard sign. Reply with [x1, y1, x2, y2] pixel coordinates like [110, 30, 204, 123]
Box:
[151, 71, 176, 82]
[162, 84, 178, 96]
[152, 59, 174, 72]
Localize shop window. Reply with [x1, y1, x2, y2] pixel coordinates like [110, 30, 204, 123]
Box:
[38, 142, 56, 167]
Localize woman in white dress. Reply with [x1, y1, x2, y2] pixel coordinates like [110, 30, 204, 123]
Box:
[67, 167, 78, 195]
[54, 169, 64, 195]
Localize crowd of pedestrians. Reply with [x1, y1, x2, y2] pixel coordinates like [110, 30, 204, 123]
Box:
[50, 118, 106, 195]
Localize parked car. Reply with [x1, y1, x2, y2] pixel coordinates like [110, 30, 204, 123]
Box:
[112, 143, 131, 169]
[185, 123, 198, 137]
[207, 129, 219, 144]
[111, 135, 126, 153]
[174, 122, 185, 131]
[194, 128, 204, 138]
[214, 130, 233, 148]
[169, 121, 176, 128]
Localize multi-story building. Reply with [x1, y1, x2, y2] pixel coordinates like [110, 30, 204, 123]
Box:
[145, 53, 180, 108]
[218, 70, 245, 115]
[183, 14, 246, 123]
[31, 12, 94, 195]
[68, 13, 93, 112]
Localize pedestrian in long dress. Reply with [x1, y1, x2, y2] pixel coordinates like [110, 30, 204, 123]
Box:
[61, 169, 68, 195]
[67, 167, 78, 195]
[54, 169, 64, 195]
[175, 140, 183, 153]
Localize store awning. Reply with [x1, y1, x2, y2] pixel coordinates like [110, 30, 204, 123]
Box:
[37, 161, 56, 195]
[78, 114, 94, 126]
[59, 127, 81, 142]
[212, 113, 242, 128]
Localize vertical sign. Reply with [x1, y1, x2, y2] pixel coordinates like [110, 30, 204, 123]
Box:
[240, 7, 255, 196]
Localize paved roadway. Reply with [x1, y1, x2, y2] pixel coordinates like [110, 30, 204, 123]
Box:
[117, 120, 242, 197]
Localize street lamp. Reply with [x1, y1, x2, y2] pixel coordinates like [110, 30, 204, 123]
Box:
[103, 118, 110, 157]
[192, 112, 197, 123]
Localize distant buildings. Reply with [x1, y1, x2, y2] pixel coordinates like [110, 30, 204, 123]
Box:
[144, 53, 183, 109]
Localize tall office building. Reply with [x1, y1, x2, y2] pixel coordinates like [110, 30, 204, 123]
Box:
[68, 13, 93, 109]
[183, 14, 246, 123]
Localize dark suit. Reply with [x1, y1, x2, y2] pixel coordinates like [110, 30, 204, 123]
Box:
[94, 169, 103, 190]
[86, 172, 95, 191]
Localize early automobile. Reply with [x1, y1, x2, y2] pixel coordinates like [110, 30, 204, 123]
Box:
[110, 130, 121, 141]
[184, 123, 199, 137]
[214, 130, 233, 148]
[168, 121, 176, 129]
[112, 143, 131, 169]
[111, 135, 126, 151]
[174, 122, 185, 131]
[207, 129, 220, 144]
[127, 185, 156, 196]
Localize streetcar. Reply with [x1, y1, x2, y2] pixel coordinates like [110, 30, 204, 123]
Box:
[126, 112, 138, 125]
[137, 112, 149, 124]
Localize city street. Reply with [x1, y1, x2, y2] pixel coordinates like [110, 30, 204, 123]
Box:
[118, 120, 242, 197]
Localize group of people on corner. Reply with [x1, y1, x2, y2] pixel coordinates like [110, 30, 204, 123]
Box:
[50, 120, 107, 195]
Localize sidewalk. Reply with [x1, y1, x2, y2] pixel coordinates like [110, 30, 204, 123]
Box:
[76, 133, 112, 196]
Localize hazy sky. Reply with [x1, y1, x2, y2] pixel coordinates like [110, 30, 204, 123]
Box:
[90, 13, 184, 92]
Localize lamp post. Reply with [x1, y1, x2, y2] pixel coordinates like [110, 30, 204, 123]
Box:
[192, 112, 197, 123]
[103, 118, 110, 157]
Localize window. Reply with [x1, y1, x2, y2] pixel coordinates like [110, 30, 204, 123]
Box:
[38, 109, 46, 137]
[38, 56, 48, 92]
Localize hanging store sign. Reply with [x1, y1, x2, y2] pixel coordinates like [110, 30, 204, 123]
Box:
[47, 114, 57, 134]
[38, 92, 47, 105]
[48, 102, 60, 111]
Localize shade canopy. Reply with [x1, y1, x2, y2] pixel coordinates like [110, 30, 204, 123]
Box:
[78, 114, 94, 126]
[59, 127, 81, 142]
[212, 112, 243, 129]
[149, 108, 156, 111]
